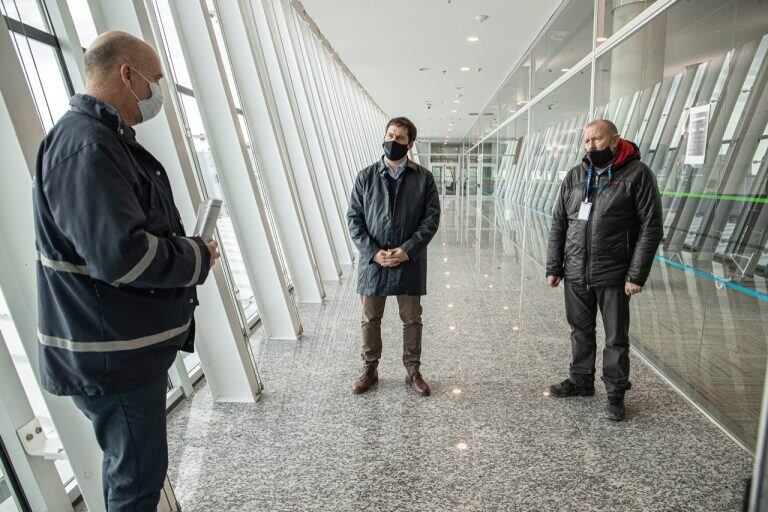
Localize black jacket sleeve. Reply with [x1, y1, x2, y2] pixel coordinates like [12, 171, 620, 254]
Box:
[401, 172, 441, 261]
[626, 166, 663, 286]
[44, 142, 211, 289]
[546, 179, 568, 277]
[347, 170, 382, 264]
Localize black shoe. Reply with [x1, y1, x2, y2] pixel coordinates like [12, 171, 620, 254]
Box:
[547, 379, 595, 398]
[604, 397, 625, 421]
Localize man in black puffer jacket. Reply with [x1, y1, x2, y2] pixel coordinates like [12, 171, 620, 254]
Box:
[545, 119, 663, 421]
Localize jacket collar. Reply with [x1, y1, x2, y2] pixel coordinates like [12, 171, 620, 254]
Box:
[69, 94, 136, 142]
[376, 156, 417, 176]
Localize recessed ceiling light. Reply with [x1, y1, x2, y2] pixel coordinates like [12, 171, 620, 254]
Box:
[460, 66, 471, 71]
[451, 109, 458, 113]
[561, 68, 570, 72]
[457, 442, 469, 451]
[596, 37, 607, 42]
[453, 99, 461, 103]
[452, 388, 462, 395]
[467, 36, 480, 42]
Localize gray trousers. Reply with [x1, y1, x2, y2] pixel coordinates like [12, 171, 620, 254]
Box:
[564, 280, 632, 397]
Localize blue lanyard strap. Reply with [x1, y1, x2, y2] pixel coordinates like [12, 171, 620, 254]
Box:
[584, 164, 612, 201]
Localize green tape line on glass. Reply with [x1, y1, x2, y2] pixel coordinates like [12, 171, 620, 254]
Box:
[660, 190, 768, 203]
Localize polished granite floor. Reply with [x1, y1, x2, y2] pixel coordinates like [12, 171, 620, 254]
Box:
[154, 196, 755, 511]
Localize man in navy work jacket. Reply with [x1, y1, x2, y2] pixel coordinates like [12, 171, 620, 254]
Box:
[545, 119, 663, 422]
[347, 117, 441, 397]
[33, 31, 218, 511]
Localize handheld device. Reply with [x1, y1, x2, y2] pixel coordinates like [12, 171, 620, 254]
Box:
[192, 199, 222, 243]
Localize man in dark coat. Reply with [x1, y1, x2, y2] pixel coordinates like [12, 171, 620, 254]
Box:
[545, 119, 663, 421]
[347, 117, 441, 396]
[34, 31, 218, 511]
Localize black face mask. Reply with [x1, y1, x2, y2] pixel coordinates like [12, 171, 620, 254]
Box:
[383, 140, 409, 161]
[588, 145, 614, 167]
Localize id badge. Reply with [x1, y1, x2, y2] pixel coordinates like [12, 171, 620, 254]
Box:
[578, 201, 592, 221]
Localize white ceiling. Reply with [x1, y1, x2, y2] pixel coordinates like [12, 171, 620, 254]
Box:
[300, 0, 561, 142]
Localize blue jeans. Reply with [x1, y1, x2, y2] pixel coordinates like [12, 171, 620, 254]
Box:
[72, 377, 168, 512]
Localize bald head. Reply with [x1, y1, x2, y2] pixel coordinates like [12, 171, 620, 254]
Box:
[84, 31, 157, 82]
[585, 119, 618, 137]
[83, 31, 163, 126]
[583, 118, 620, 156]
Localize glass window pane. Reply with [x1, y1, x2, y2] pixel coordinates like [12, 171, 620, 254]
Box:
[9, 33, 70, 131]
[598, 0, 661, 42]
[592, 0, 768, 447]
[531, 0, 594, 94]
[65, 0, 98, 48]
[0, 0, 47, 32]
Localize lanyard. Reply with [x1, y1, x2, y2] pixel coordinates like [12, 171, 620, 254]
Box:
[584, 164, 612, 202]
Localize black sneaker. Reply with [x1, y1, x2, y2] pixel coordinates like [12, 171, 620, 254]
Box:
[547, 379, 595, 398]
[604, 397, 625, 421]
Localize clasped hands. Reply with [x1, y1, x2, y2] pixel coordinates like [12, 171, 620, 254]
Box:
[374, 248, 408, 267]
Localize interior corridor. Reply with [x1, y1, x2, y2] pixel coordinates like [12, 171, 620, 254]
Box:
[160, 197, 752, 512]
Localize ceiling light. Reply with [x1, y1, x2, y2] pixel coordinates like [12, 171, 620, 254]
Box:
[596, 37, 607, 42]
[451, 109, 458, 113]
[452, 388, 462, 395]
[561, 68, 570, 72]
[503, 305, 509, 310]
[457, 442, 469, 451]
[460, 66, 471, 71]
[467, 36, 480, 42]
[453, 99, 461, 103]
[447, 303, 454, 308]
[448, 325, 456, 331]
[446, 284, 451, 289]
[522, 61, 531, 68]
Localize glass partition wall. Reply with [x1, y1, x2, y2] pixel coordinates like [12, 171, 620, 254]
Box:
[468, 0, 768, 450]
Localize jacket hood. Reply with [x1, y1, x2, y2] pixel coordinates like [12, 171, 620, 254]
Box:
[582, 138, 640, 170]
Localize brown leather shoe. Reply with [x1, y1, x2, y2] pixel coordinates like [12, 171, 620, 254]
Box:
[405, 371, 430, 396]
[353, 361, 378, 394]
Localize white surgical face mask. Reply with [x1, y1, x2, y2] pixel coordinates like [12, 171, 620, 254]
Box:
[128, 68, 163, 123]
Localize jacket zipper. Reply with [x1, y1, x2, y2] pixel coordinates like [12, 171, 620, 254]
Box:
[585, 188, 601, 290]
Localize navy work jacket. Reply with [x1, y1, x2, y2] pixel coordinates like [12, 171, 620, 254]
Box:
[33, 94, 211, 396]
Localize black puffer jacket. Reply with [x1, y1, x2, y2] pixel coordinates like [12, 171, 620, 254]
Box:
[347, 158, 440, 296]
[546, 140, 663, 288]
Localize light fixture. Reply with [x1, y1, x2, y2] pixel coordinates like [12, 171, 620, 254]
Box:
[447, 303, 454, 308]
[451, 109, 458, 113]
[444, 257, 448, 262]
[488, 284, 493, 288]
[475, 14, 489, 22]
[460, 66, 471, 71]
[596, 37, 607, 42]
[503, 305, 509, 310]
[452, 388, 462, 395]
[445, 271, 450, 275]
[418, 67, 430, 71]
[467, 36, 480, 42]
[448, 325, 456, 331]
[561, 68, 570, 73]
[446, 284, 451, 289]
[457, 442, 469, 451]
[453, 99, 461, 104]
[512, 325, 519, 331]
